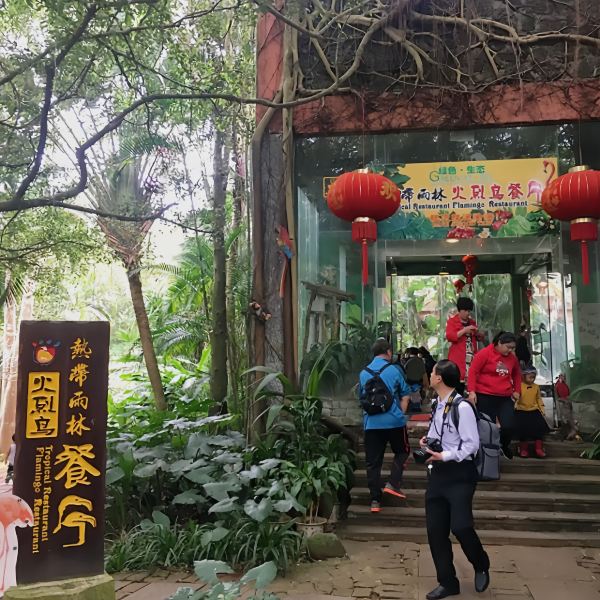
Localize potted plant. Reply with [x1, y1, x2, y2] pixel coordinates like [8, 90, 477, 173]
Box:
[284, 456, 347, 537]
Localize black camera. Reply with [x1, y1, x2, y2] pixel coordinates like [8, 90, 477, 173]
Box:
[413, 437, 444, 464]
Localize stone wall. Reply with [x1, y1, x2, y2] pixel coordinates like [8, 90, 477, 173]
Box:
[322, 394, 364, 426]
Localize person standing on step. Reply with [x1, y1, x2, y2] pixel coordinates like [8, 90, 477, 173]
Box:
[515, 365, 549, 458]
[359, 339, 411, 514]
[422, 359, 490, 600]
[445, 297, 484, 395]
[467, 331, 521, 459]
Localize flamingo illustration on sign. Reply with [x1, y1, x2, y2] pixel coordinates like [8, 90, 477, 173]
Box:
[0, 495, 34, 597]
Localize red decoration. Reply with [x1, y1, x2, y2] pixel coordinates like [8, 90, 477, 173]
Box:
[526, 284, 534, 305]
[542, 166, 600, 285]
[462, 255, 478, 290]
[453, 279, 466, 295]
[327, 170, 401, 285]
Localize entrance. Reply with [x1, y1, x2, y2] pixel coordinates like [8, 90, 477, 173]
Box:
[377, 236, 571, 390]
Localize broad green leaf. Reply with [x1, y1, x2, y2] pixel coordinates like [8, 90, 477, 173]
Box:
[152, 510, 170, 528]
[208, 497, 239, 513]
[184, 468, 213, 485]
[203, 481, 241, 501]
[200, 526, 230, 547]
[272, 499, 293, 512]
[105, 466, 125, 485]
[173, 490, 206, 505]
[193, 560, 234, 585]
[260, 458, 281, 471]
[239, 464, 264, 482]
[243, 498, 272, 522]
[169, 587, 195, 600]
[133, 460, 166, 478]
[266, 403, 284, 431]
[240, 561, 278, 589]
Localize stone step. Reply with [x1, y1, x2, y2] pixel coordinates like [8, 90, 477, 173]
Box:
[356, 455, 600, 476]
[349, 486, 600, 513]
[346, 505, 600, 533]
[337, 525, 600, 547]
[357, 439, 592, 459]
[352, 470, 600, 494]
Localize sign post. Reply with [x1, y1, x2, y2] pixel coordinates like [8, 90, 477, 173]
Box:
[5, 321, 113, 599]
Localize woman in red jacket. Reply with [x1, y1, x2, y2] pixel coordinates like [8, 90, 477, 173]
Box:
[467, 331, 521, 459]
[445, 297, 484, 390]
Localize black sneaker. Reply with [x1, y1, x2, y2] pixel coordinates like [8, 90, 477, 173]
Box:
[501, 444, 514, 460]
[370, 500, 381, 513]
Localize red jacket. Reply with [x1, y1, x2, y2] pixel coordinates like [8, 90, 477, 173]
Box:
[445, 313, 479, 380]
[467, 344, 521, 397]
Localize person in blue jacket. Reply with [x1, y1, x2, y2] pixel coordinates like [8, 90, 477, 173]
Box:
[359, 339, 411, 513]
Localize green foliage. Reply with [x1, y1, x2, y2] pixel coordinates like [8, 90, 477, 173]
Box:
[105, 390, 306, 571]
[299, 318, 377, 394]
[249, 366, 356, 523]
[169, 560, 279, 600]
[581, 430, 600, 460]
[106, 508, 301, 574]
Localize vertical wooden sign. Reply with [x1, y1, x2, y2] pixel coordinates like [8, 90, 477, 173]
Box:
[13, 321, 110, 584]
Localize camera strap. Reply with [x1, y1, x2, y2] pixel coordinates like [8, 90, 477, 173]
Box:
[437, 390, 459, 445]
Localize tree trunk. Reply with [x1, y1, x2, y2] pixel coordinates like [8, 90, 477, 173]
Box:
[210, 129, 230, 404]
[226, 127, 245, 413]
[127, 268, 167, 411]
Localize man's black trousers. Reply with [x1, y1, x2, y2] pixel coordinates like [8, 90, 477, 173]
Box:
[364, 426, 409, 502]
[425, 460, 490, 590]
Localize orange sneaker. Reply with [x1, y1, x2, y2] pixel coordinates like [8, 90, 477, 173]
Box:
[370, 500, 381, 513]
[383, 483, 407, 499]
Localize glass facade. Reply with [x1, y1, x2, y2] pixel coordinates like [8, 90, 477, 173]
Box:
[295, 123, 600, 431]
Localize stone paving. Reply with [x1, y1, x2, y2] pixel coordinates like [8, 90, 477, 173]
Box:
[113, 541, 600, 600]
[3, 472, 599, 600]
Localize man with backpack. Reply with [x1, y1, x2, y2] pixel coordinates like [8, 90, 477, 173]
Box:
[359, 339, 411, 514]
[420, 359, 490, 599]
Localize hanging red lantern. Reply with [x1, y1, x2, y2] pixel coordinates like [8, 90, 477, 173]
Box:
[462, 255, 478, 290]
[326, 169, 401, 285]
[542, 165, 600, 285]
[453, 279, 466, 295]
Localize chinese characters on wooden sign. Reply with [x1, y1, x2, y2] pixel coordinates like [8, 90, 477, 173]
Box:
[14, 321, 110, 584]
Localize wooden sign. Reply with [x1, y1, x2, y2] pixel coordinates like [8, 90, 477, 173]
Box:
[13, 321, 110, 585]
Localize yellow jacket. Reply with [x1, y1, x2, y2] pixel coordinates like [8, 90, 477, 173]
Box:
[516, 382, 544, 413]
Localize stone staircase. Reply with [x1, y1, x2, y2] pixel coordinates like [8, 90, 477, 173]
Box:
[339, 425, 600, 547]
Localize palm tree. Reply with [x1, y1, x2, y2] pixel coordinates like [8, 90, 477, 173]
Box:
[86, 139, 168, 410]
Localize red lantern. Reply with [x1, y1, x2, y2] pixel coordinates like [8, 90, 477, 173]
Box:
[327, 170, 401, 285]
[462, 255, 478, 290]
[542, 165, 600, 285]
[453, 279, 466, 295]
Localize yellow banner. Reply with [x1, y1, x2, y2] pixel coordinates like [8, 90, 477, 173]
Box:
[396, 157, 557, 228]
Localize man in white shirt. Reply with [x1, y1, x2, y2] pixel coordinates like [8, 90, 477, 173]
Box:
[420, 359, 490, 599]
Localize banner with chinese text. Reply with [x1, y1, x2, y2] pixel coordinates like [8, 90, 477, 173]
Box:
[324, 158, 559, 241]
[14, 321, 110, 584]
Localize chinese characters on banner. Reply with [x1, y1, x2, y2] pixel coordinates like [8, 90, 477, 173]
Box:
[13, 321, 110, 585]
[323, 158, 558, 240]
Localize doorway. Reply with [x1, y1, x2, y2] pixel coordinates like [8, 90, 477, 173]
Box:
[376, 237, 571, 387]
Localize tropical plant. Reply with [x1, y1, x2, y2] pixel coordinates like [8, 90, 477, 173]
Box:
[581, 430, 600, 460]
[249, 366, 355, 523]
[86, 134, 173, 410]
[170, 560, 279, 600]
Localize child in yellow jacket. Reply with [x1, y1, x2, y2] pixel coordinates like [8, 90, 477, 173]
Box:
[514, 365, 550, 458]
